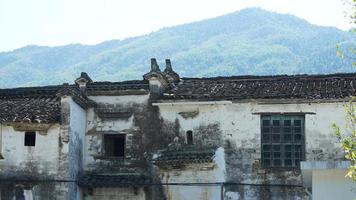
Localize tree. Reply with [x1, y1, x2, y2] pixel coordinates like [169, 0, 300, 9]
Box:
[333, 0, 356, 181]
[332, 98, 356, 181]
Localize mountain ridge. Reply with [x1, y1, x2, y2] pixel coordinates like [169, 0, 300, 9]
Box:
[0, 7, 355, 88]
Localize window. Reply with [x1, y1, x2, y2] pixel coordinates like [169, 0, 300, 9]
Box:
[261, 115, 305, 168]
[104, 134, 125, 157]
[186, 130, 193, 145]
[24, 132, 36, 146]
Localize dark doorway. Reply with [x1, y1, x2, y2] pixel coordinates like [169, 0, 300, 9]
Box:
[104, 134, 125, 157]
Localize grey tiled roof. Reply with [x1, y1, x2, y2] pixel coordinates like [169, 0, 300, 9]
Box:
[163, 73, 356, 100]
[87, 80, 149, 92]
[0, 86, 62, 123]
[0, 79, 148, 123]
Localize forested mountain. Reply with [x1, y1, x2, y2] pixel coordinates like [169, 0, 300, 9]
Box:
[0, 8, 355, 88]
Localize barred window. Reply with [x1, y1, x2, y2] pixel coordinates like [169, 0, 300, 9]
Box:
[261, 115, 305, 168]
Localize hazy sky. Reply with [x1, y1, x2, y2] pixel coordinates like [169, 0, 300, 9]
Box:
[0, 0, 353, 52]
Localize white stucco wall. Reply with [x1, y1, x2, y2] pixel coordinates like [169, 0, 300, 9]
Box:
[0, 124, 61, 176]
[312, 169, 356, 200]
[66, 97, 87, 200]
[157, 101, 348, 161]
[68, 97, 87, 169]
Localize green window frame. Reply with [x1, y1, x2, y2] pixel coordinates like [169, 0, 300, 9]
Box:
[261, 115, 305, 168]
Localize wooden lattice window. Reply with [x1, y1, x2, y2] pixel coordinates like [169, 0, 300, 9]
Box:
[261, 115, 305, 168]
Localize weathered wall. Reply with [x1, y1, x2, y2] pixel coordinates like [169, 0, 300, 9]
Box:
[0, 124, 61, 178]
[83, 94, 167, 200]
[67, 97, 87, 200]
[84, 94, 150, 171]
[0, 123, 70, 199]
[0, 96, 87, 200]
[156, 101, 348, 199]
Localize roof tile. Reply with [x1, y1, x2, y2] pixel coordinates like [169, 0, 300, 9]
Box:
[163, 73, 356, 100]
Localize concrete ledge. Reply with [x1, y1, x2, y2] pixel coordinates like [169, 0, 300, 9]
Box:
[301, 161, 350, 170]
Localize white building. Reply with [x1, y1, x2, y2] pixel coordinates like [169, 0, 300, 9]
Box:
[0, 58, 355, 200]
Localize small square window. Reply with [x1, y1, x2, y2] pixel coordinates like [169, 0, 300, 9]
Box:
[273, 145, 280, 151]
[24, 132, 36, 146]
[285, 152, 292, 158]
[284, 127, 291, 133]
[104, 134, 125, 157]
[263, 120, 270, 126]
[272, 134, 280, 142]
[294, 134, 302, 141]
[285, 145, 292, 151]
[263, 134, 270, 141]
[272, 120, 280, 126]
[294, 127, 301, 133]
[294, 120, 301, 126]
[263, 152, 271, 158]
[263, 145, 271, 151]
[295, 145, 302, 151]
[283, 134, 292, 141]
[272, 127, 280, 133]
[273, 152, 281, 158]
[263, 127, 270, 133]
[295, 152, 301, 158]
[284, 120, 291, 126]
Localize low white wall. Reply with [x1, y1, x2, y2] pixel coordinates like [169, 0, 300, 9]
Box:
[312, 169, 356, 200]
[160, 162, 224, 200]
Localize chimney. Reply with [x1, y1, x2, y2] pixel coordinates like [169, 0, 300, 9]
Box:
[75, 72, 93, 92]
[151, 58, 160, 72]
[143, 58, 169, 97]
[165, 59, 172, 71]
[163, 59, 180, 84]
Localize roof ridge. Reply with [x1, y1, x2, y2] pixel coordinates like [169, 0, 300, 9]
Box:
[181, 73, 356, 81]
[0, 84, 71, 98]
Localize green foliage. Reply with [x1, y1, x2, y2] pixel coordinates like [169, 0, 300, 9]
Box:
[333, 0, 356, 182]
[0, 8, 355, 88]
[332, 98, 356, 181]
